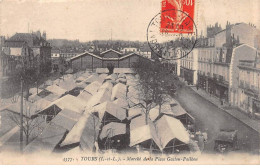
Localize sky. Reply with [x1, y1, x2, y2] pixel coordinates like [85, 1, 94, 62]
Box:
[0, 0, 259, 42]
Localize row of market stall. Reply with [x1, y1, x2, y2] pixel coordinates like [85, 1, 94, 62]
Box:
[0, 70, 198, 154]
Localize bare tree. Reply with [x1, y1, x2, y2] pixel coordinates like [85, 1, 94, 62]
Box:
[9, 103, 44, 145]
[132, 58, 177, 122]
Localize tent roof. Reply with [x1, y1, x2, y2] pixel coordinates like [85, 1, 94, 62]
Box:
[51, 108, 81, 131]
[128, 107, 143, 119]
[90, 101, 126, 121]
[45, 85, 67, 96]
[57, 79, 77, 91]
[129, 123, 162, 150]
[77, 91, 92, 102]
[99, 73, 108, 80]
[43, 93, 61, 102]
[85, 89, 111, 108]
[2, 100, 44, 118]
[24, 124, 67, 154]
[118, 73, 126, 79]
[60, 112, 100, 148]
[83, 81, 102, 95]
[116, 78, 127, 84]
[155, 115, 190, 148]
[98, 81, 113, 92]
[29, 88, 42, 95]
[130, 115, 150, 131]
[99, 122, 126, 140]
[85, 74, 104, 84]
[149, 104, 172, 121]
[111, 83, 127, 100]
[113, 98, 129, 109]
[42, 95, 87, 114]
[76, 76, 87, 82]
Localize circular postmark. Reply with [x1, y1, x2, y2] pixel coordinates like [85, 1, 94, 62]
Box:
[147, 9, 198, 60]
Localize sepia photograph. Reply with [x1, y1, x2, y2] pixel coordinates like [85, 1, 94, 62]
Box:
[0, 0, 259, 165]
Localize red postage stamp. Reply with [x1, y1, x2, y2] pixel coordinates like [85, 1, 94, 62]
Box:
[160, 0, 195, 34]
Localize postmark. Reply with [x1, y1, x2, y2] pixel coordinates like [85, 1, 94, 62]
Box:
[147, 0, 198, 60]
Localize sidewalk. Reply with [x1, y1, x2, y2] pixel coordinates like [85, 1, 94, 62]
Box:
[190, 86, 260, 134]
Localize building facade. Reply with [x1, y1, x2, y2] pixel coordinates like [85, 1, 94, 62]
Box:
[180, 49, 199, 85]
[70, 49, 150, 71]
[238, 58, 260, 118]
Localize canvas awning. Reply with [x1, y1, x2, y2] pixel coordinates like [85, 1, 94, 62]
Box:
[83, 81, 102, 95]
[130, 115, 147, 131]
[24, 124, 67, 154]
[77, 91, 92, 102]
[1, 100, 43, 118]
[111, 83, 127, 100]
[40, 95, 87, 115]
[50, 108, 81, 131]
[149, 104, 172, 121]
[155, 115, 190, 148]
[113, 98, 129, 109]
[45, 85, 67, 96]
[129, 123, 162, 150]
[128, 107, 143, 119]
[60, 112, 100, 149]
[89, 101, 126, 121]
[118, 73, 126, 79]
[29, 88, 42, 95]
[85, 89, 111, 108]
[98, 81, 113, 92]
[99, 122, 126, 140]
[84, 74, 104, 84]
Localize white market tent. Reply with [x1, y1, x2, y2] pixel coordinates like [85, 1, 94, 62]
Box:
[75, 76, 87, 83]
[99, 122, 126, 140]
[130, 115, 148, 131]
[84, 74, 104, 84]
[45, 85, 67, 96]
[149, 104, 172, 122]
[111, 83, 127, 100]
[77, 91, 92, 102]
[155, 115, 190, 149]
[29, 88, 42, 95]
[50, 108, 81, 131]
[98, 81, 113, 92]
[60, 112, 100, 149]
[24, 124, 67, 154]
[41, 95, 87, 114]
[76, 81, 89, 89]
[83, 81, 102, 95]
[118, 73, 126, 79]
[89, 101, 126, 121]
[113, 98, 129, 109]
[42, 93, 61, 102]
[116, 78, 127, 85]
[1, 100, 35, 118]
[99, 73, 108, 80]
[128, 106, 143, 119]
[57, 79, 77, 91]
[129, 123, 162, 151]
[85, 89, 111, 108]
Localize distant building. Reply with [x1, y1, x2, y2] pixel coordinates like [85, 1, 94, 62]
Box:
[238, 57, 260, 118]
[3, 31, 52, 74]
[70, 49, 151, 71]
[51, 49, 61, 59]
[179, 49, 199, 85]
[121, 47, 138, 53]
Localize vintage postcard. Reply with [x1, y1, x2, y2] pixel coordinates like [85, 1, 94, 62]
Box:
[0, 0, 259, 165]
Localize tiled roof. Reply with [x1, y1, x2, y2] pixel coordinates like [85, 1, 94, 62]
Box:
[7, 33, 45, 46]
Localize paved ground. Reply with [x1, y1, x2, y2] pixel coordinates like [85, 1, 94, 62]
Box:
[175, 86, 260, 155]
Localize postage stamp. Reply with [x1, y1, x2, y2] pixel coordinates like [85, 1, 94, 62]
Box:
[161, 0, 195, 34]
[147, 0, 198, 59]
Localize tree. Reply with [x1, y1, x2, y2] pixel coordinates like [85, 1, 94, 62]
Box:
[132, 58, 177, 123]
[9, 102, 44, 145]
